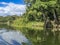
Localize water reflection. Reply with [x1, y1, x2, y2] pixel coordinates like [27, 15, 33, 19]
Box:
[15, 28, 60, 45]
[40, 30, 60, 45]
[0, 24, 60, 45]
[0, 28, 30, 45]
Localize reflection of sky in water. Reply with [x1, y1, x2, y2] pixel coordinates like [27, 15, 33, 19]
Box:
[0, 29, 31, 45]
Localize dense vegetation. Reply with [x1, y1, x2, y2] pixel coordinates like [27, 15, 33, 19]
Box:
[10, 0, 60, 45]
[0, 0, 60, 45]
[0, 0, 60, 29]
[10, 0, 60, 30]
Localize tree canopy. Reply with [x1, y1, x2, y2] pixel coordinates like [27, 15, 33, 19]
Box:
[24, 0, 60, 21]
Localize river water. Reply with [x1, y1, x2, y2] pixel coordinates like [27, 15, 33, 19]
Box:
[0, 24, 31, 45]
[0, 24, 60, 45]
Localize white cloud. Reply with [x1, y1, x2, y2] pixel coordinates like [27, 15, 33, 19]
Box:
[0, 2, 26, 16]
[0, 2, 8, 5]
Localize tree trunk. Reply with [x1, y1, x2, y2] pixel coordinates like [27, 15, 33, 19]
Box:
[53, 8, 59, 36]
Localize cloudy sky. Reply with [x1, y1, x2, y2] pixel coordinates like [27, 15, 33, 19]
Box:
[0, 0, 26, 16]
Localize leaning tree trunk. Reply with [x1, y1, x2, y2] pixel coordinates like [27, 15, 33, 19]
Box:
[53, 8, 59, 31]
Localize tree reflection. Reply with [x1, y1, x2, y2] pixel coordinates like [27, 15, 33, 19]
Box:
[13, 27, 60, 45]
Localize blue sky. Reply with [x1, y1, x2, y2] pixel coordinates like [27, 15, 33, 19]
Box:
[0, 0, 25, 4]
[0, 0, 26, 16]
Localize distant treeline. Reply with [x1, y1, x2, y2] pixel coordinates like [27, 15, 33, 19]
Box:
[0, 15, 20, 22]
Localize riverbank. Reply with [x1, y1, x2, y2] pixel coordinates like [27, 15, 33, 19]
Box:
[11, 21, 44, 30]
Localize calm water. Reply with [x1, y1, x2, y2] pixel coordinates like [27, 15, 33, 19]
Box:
[0, 24, 60, 45]
[0, 25, 31, 45]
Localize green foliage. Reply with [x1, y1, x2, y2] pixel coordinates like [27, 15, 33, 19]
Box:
[25, 0, 60, 21]
[10, 0, 60, 29]
[11, 0, 60, 28]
